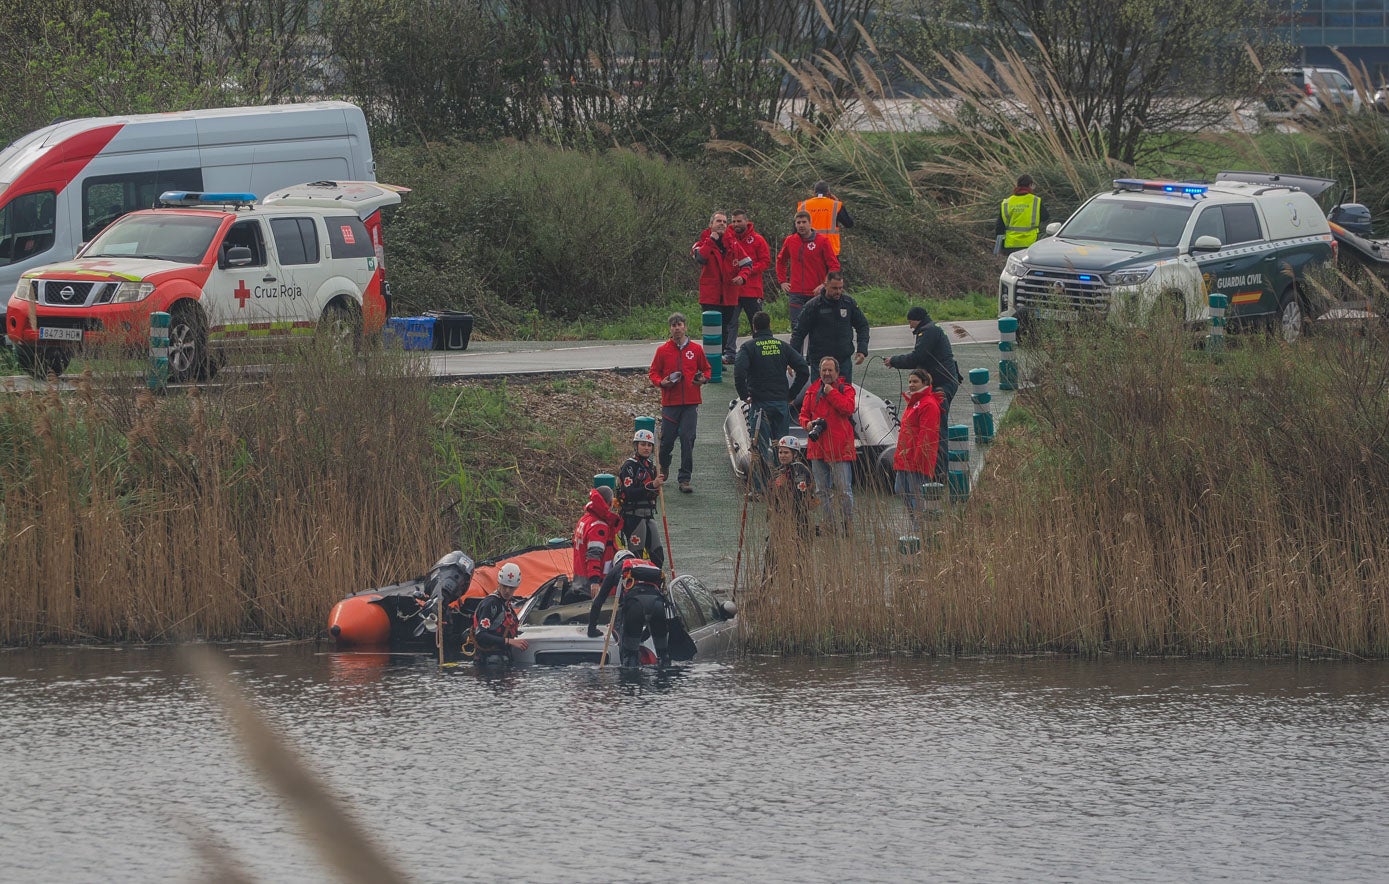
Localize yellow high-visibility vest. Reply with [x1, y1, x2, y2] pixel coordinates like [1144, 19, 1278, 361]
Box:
[797, 195, 844, 254]
[1000, 193, 1042, 249]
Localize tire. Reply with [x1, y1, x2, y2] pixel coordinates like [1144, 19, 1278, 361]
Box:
[317, 300, 361, 353]
[1277, 287, 1304, 343]
[167, 303, 209, 382]
[14, 345, 69, 378]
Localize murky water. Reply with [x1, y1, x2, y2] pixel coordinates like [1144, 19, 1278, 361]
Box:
[2, 645, 1386, 883]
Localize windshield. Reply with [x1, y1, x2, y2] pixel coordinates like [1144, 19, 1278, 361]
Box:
[83, 214, 222, 263]
[1061, 198, 1194, 248]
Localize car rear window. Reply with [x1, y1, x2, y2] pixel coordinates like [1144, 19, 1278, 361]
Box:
[325, 216, 374, 259]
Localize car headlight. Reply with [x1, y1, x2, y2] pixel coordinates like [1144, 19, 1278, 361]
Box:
[1004, 254, 1026, 277]
[111, 281, 155, 303]
[1105, 266, 1155, 287]
[11, 278, 35, 302]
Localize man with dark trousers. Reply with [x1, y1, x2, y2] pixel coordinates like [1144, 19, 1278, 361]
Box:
[648, 312, 710, 494]
[692, 210, 751, 364]
[885, 306, 960, 482]
[734, 310, 809, 494]
[776, 211, 840, 333]
[586, 549, 670, 668]
[790, 271, 869, 385]
[729, 209, 771, 336]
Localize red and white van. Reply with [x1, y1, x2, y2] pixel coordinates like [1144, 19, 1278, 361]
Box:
[5, 180, 405, 378]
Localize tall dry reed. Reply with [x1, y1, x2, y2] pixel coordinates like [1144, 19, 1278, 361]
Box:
[1, 345, 450, 643]
[742, 319, 1389, 658]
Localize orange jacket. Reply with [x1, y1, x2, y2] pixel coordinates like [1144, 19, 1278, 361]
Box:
[797, 195, 846, 254]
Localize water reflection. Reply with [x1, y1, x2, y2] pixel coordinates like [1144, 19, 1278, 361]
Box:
[1, 645, 1387, 883]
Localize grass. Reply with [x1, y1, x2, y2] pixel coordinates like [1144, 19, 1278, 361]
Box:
[741, 315, 1389, 659]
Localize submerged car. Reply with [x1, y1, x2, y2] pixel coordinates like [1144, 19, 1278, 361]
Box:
[723, 385, 899, 482]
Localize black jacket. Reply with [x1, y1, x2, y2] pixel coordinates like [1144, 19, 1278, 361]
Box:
[734, 332, 810, 403]
[789, 293, 870, 366]
[888, 321, 960, 397]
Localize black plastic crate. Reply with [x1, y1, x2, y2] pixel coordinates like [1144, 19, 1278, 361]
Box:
[426, 310, 473, 351]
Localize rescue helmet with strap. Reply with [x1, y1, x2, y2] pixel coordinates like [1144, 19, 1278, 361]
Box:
[633, 429, 656, 445]
[497, 561, 522, 588]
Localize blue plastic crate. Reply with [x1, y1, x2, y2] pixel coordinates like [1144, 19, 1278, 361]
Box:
[385, 316, 435, 351]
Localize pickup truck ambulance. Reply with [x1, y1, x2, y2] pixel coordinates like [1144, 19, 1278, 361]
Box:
[5, 181, 405, 379]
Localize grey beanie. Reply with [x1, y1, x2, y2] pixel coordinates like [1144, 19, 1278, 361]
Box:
[906, 306, 930, 323]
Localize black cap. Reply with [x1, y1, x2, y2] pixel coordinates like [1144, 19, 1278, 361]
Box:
[906, 306, 930, 322]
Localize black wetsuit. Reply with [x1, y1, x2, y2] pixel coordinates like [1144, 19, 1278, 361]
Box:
[616, 454, 665, 568]
[472, 591, 519, 665]
[586, 559, 669, 667]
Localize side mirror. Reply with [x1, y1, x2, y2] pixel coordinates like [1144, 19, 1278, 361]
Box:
[1190, 235, 1222, 253]
[1045, 222, 1061, 236]
[720, 599, 738, 619]
[220, 245, 253, 268]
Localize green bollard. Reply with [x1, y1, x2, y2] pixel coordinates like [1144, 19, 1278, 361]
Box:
[593, 473, 616, 490]
[998, 317, 1018, 391]
[946, 424, 970, 503]
[968, 367, 994, 443]
[702, 309, 723, 383]
[148, 312, 171, 392]
[1206, 293, 1227, 354]
[633, 416, 656, 435]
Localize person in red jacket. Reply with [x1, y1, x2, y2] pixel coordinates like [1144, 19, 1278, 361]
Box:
[692, 210, 751, 364]
[648, 312, 711, 493]
[729, 209, 771, 336]
[799, 356, 857, 533]
[571, 485, 621, 599]
[777, 211, 841, 335]
[893, 368, 944, 525]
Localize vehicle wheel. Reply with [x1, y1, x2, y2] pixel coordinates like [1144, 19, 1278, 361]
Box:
[1277, 287, 1304, 342]
[318, 300, 362, 353]
[14, 345, 69, 378]
[167, 303, 209, 382]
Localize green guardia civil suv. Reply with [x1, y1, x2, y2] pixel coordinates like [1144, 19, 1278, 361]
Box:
[998, 174, 1337, 341]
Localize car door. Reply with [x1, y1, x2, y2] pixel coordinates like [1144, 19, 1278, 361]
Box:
[1192, 202, 1275, 321]
[267, 216, 322, 331]
[203, 217, 280, 350]
[675, 577, 738, 657]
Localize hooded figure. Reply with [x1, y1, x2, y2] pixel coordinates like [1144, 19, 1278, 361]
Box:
[572, 486, 621, 598]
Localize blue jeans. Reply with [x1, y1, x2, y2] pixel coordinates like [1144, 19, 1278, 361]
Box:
[747, 399, 789, 491]
[811, 459, 854, 531]
[894, 470, 931, 519]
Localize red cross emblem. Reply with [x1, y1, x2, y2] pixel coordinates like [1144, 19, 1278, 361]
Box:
[233, 280, 251, 308]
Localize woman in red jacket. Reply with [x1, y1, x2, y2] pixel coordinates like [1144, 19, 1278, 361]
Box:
[893, 368, 944, 523]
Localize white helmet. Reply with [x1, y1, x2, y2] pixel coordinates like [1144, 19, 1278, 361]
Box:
[633, 429, 655, 445]
[777, 435, 802, 451]
[497, 562, 522, 588]
[613, 549, 636, 566]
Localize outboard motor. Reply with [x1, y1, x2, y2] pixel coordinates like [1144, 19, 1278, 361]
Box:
[1330, 202, 1373, 236]
[423, 550, 475, 606]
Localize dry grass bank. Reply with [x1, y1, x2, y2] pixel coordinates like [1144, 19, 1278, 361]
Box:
[743, 319, 1389, 659]
[0, 346, 651, 644]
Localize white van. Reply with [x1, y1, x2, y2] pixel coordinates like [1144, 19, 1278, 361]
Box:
[0, 102, 375, 307]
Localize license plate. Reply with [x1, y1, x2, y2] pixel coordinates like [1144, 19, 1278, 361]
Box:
[38, 326, 83, 342]
[1037, 308, 1079, 321]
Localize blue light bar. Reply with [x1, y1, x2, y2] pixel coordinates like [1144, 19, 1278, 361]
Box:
[1112, 179, 1206, 196]
[157, 191, 258, 207]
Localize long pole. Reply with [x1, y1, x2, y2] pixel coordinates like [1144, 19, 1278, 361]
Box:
[731, 407, 765, 604]
[598, 583, 622, 669]
[658, 483, 675, 580]
[435, 586, 445, 668]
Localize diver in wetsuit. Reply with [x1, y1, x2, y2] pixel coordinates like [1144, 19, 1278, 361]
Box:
[586, 550, 670, 668]
[471, 561, 529, 665]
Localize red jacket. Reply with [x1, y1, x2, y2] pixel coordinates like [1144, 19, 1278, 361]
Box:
[776, 232, 840, 294]
[799, 378, 857, 462]
[893, 387, 943, 475]
[692, 228, 751, 307]
[572, 488, 621, 581]
[731, 223, 771, 298]
[649, 337, 712, 407]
